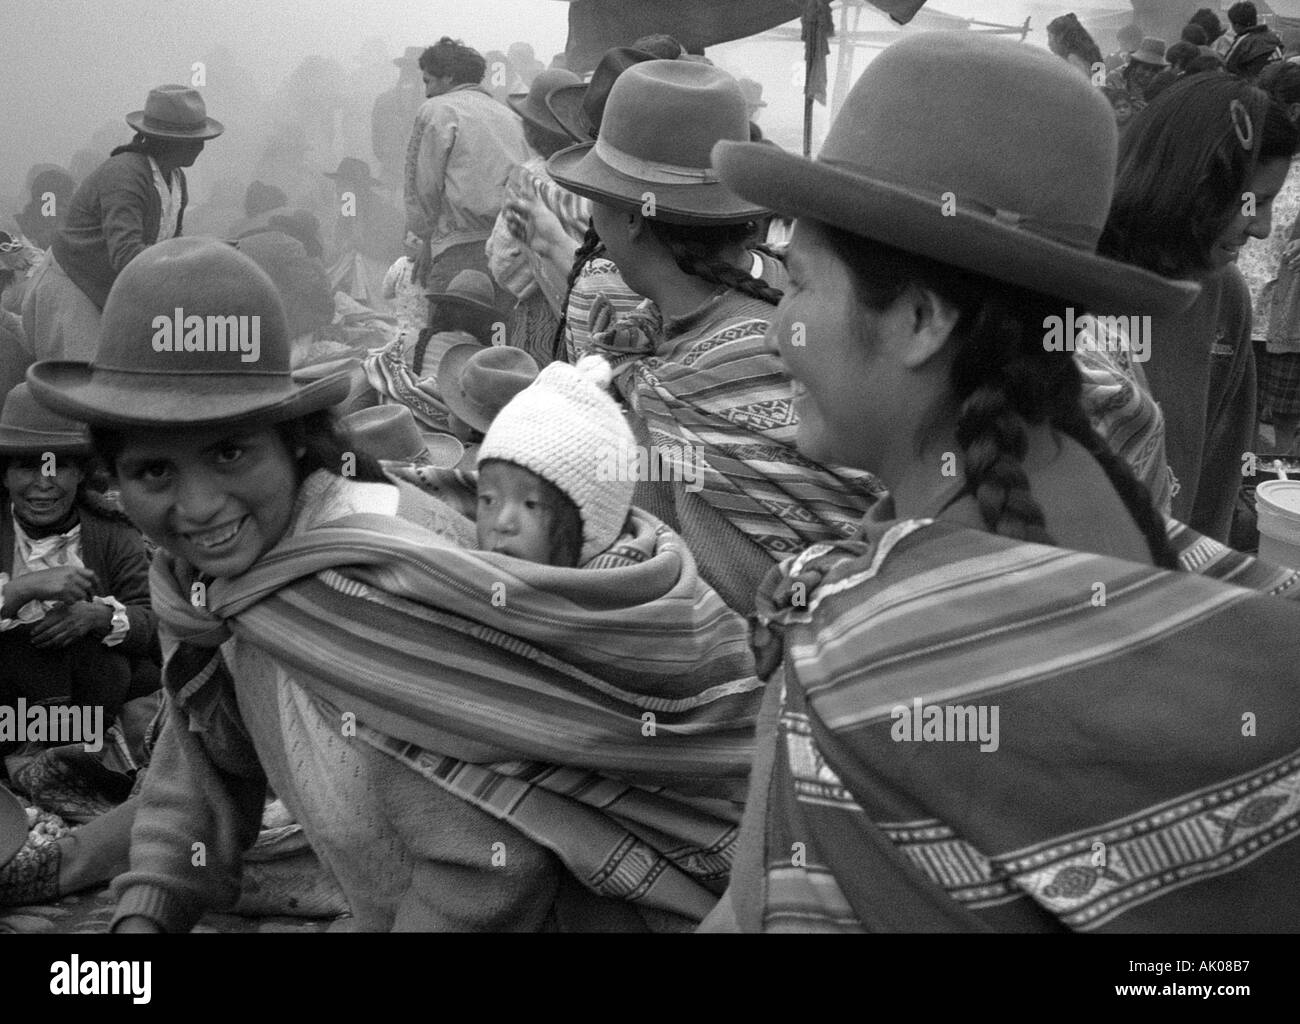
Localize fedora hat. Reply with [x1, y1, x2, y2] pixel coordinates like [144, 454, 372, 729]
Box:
[508, 67, 583, 139]
[341, 403, 463, 468]
[0, 383, 92, 456]
[545, 46, 659, 143]
[394, 45, 424, 68]
[425, 269, 503, 320]
[713, 32, 1199, 317]
[325, 157, 382, 189]
[438, 344, 539, 434]
[27, 237, 351, 429]
[548, 60, 767, 226]
[1, 785, 26, 871]
[125, 84, 224, 140]
[1130, 37, 1170, 67]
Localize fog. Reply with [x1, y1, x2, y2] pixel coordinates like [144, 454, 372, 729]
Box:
[2, 0, 1128, 222]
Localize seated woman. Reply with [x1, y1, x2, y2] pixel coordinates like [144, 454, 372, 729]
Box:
[28, 237, 762, 931]
[0, 383, 158, 771]
[705, 31, 1300, 931]
[547, 59, 880, 615]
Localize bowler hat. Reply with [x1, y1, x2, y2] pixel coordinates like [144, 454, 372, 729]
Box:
[548, 60, 767, 225]
[713, 32, 1199, 316]
[1, 785, 25, 871]
[425, 269, 503, 321]
[27, 237, 351, 429]
[1129, 37, 1170, 67]
[508, 67, 583, 139]
[545, 47, 659, 143]
[324, 157, 382, 189]
[341, 403, 464, 468]
[0, 383, 92, 456]
[125, 84, 224, 140]
[438, 344, 539, 434]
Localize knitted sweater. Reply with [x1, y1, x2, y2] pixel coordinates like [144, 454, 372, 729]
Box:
[51, 151, 187, 310]
[110, 475, 561, 932]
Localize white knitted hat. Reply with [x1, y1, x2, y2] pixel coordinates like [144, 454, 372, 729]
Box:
[478, 355, 637, 564]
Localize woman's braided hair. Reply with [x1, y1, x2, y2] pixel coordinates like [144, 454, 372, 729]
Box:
[648, 220, 784, 306]
[816, 221, 1180, 570]
[549, 220, 606, 362]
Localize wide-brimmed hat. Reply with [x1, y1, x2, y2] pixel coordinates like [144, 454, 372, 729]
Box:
[341, 404, 463, 468]
[324, 157, 382, 189]
[425, 269, 503, 320]
[394, 45, 424, 68]
[1129, 37, 1170, 67]
[27, 237, 351, 429]
[545, 47, 659, 143]
[508, 67, 583, 138]
[438, 344, 539, 433]
[0, 383, 92, 456]
[713, 32, 1200, 316]
[1, 785, 26, 871]
[548, 60, 767, 226]
[125, 85, 224, 140]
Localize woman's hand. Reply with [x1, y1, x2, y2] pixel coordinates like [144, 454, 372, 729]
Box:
[29, 601, 113, 649]
[14, 565, 98, 604]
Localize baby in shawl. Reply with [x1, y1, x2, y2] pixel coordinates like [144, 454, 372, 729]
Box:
[475, 355, 638, 568]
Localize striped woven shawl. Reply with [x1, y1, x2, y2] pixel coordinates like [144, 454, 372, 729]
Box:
[738, 518, 1300, 932]
[153, 506, 763, 921]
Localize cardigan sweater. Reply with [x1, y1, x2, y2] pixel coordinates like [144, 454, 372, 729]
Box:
[0, 500, 157, 657]
[51, 151, 187, 310]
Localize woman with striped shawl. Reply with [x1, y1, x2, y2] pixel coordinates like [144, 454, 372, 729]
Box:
[28, 237, 764, 932]
[547, 60, 882, 616]
[701, 32, 1300, 932]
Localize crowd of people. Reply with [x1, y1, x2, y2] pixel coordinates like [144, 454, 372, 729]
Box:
[2, 12, 1299, 933]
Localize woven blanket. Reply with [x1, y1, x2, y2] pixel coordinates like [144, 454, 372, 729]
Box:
[737, 517, 1300, 932]
[152, 506, 763, 921]
[361, 333, 455, 433]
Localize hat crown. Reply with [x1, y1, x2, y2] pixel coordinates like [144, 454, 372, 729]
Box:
[139, 85, 211, 131]
[818, 32, 1117, 251]
[461, 347, 539, 400]
[342, 404, 427, 463]
[600, 60, 748, 172]
[0, 382, 89, 450]
[523, 67, 581, 105]
[439, 269, 496, 307]
[94, 237, 291, 377]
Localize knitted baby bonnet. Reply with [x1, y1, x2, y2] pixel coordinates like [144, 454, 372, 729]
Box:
[478, 355, 637, 564]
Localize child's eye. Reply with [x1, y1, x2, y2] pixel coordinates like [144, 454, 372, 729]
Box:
[524, 499, 539, 511]
[128, 462, 172, 486]
[214, 445, 244, 465]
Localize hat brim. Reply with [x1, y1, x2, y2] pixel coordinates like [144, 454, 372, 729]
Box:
[26, 364, 352, 431]
[712, 140, 1201, 317]
[507, 94, 573, 140]
[545, 85, 593, 143]
[0, 429, 93, 456]
[323, 172, 382, 188]
[1129, 54, 1169, 67]
[549, 142, 769, 226]
[125, 112, 225, 140]
[415, 430, 466, 469]
[1, 785, 27, 870]
[423, 291, 501, 319]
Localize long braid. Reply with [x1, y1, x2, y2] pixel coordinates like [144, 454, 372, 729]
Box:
[654, 221, 784, 306]
[412, 327, 434, 377]
[550, 221, 604, 363]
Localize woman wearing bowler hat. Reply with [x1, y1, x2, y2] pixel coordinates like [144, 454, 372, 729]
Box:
[704, 31, 1300, 931]
[29, 236, 752, 931]
[22, 85, 223, 368]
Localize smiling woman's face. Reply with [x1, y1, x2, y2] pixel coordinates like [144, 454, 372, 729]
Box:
[4, 456, 83, 529]
[113, 425, 300, 578]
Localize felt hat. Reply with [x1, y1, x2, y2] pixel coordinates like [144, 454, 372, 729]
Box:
[545, 47, 660, 143]
[1129, 37, 1170, 67]
[478, 356, 636, 564]
[548, 60, 768, 226]
[425, 270, 503, 321]
[438, 344, 539, 434]
[0, 383, 92, 456]
[0, 785, 26, 871]
[394, 45, 424, 68]
[738, 78, 767, 110]
[324, 157, 382, 189]
[713, 31, 1200, 316]
[125, 84, 224, 140]
[508, 67, 583, 138]
[27, 237, 351, 429]
[341, 403, 464, 468]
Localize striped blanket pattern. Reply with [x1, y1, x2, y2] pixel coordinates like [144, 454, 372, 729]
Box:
[604, 297, 885, 559]
[740, 518, 1300, 932]
[152, 507, 764, 921]
[362, 334, 455, 433]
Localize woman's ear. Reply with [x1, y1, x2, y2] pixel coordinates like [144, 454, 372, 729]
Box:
[897, 283, 961, 369]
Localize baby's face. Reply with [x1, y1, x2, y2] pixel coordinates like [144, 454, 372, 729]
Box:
[476, 461, 560, 564]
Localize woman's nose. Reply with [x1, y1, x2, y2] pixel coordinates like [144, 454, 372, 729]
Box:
[173, 468, 227, 523]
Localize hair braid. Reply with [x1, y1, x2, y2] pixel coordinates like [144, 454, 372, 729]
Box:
[668, 249, 784, 305]
[411, 326, 434, 377]
[549, 221, 605, 363]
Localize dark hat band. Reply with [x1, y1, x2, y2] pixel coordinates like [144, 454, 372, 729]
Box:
[138, 115, 209, 133]
[593, 137, 720, 184]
